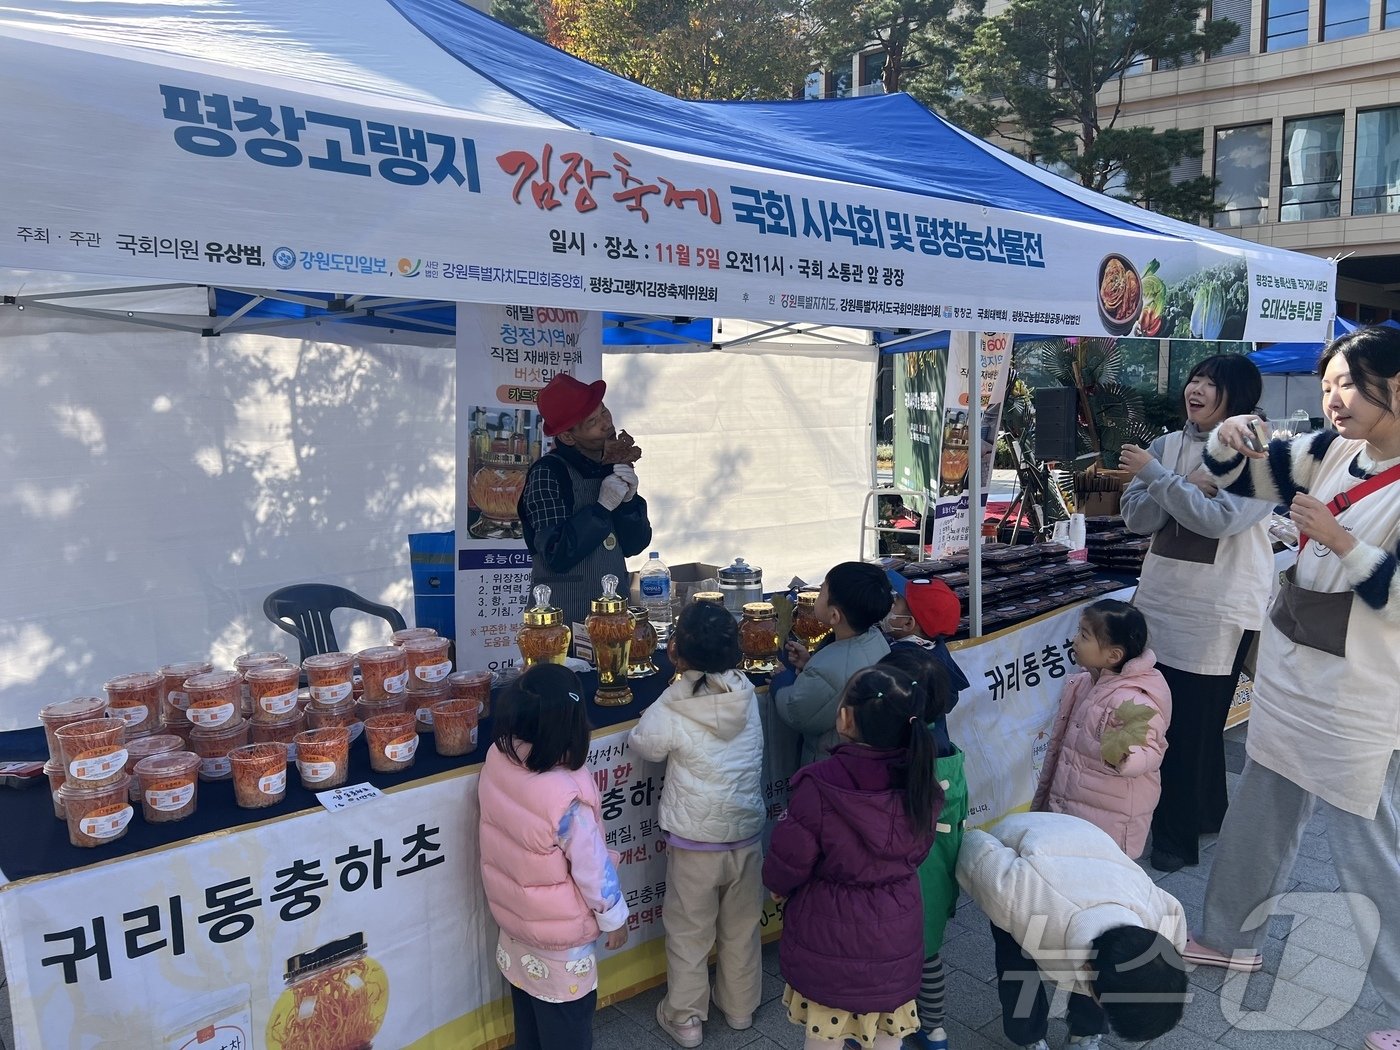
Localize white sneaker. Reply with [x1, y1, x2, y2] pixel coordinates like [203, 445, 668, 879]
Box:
[1022, 1041, 1050, 1050]
[655, 1002, 702, 1048]
[1067, 1036, 1103, 1049]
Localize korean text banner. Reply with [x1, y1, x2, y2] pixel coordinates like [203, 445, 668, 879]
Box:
[0, 30, 1333, 340]
[454, 305, 603, 672]
[0, 727, 671, 1050]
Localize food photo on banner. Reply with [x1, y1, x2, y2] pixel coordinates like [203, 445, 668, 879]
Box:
[454, 305, 604, 674]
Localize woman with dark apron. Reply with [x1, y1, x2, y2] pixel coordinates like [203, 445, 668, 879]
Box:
[1183, 325, 1400, 1050]
[1118, 355, 1274, 871]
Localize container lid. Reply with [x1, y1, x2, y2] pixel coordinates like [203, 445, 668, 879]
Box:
[391, 627, 438, 646]
[303, 651, 354, 670]
[185, 669, 242, 691]
[189, 719, 248, 741]
[134, 750, 200, 779]
[234, 651, 289, 673]
[38, 696, 107, 722]
[285, 932, 366, 981]
[356, 645, 402, 663]
[742, 601, 776, 619]
[126, 733, 184, 760]
[255, 706, 306, 727]
[43, 758, 65, 776]
[159, 660, 213, 679]
[105, 671, 163, 692]
[523, 584, 563, 627]
[590, 574, 627, 615]
[692, 591, 726, 605]
[309, 695, 356, 714]
[718, 557, 761, 584]
[57, 772, 131, 799]
[796, 589, 820, 606]
[245, 663, 301, 683]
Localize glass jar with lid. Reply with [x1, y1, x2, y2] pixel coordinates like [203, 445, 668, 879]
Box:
[586, 575, 634, 706]
[517, 584, 571, 667]
[790, 589, 832, 653]
[717, 558, 763, 618]
[739, 602, 781, 675]
[627, 606, 659, 679]
[266, 933, 388, 1050]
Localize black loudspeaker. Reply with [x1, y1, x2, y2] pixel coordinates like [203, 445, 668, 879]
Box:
[1033, 387, 1079, 463]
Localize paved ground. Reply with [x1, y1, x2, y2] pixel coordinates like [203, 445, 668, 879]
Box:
[0, 724, 1390, 1049]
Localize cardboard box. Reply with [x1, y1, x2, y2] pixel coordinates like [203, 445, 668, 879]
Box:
[627, 561, 721, 608]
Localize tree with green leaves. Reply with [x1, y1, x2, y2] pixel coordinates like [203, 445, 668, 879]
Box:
[543, 0, 812, 101]
[492, 0, 546, 39]
[956, 0, 1239, 221]
[806, 0, 985, 115]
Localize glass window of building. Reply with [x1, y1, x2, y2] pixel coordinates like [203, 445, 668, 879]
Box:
[1322, 0, 1370, 38]
[1388, 0, 1400, 28]
[859, 51, 887, 94]
[1213, 123, 1271, 228]
[1280, 114, 1343, 221]
[1263, 0, 1309, 50]
[1354, 107, 1400, 215]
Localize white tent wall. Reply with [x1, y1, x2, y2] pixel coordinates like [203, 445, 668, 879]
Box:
[604, 324, 876, 586]
[0, 307, 455, 729]
[0, 296, 875, 729]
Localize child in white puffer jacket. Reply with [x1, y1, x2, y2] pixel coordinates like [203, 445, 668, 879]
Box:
[629, 601, 765, 1048]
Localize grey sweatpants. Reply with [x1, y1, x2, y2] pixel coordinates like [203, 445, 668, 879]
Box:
[1199, 752, 1400, 1027]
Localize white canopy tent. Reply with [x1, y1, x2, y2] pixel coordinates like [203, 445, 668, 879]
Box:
[0, 0, 1338, 726]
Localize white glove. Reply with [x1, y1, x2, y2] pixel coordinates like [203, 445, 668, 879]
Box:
[612, 464, 638, 501]
[598, 474, 628, 511]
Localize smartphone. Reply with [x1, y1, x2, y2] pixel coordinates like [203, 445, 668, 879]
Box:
[1243, 421, 1267, 453]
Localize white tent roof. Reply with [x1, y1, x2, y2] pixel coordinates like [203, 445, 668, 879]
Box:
[1, 0, 1335, 341]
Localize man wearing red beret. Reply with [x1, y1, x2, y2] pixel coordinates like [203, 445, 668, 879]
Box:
[517, 373, 653, 628]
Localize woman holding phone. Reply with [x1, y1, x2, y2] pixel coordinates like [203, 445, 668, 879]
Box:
[1184, 325, 1400, 1050]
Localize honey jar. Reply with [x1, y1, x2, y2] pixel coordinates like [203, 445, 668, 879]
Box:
[627, 606, 659, 678]
[739, 602, 781, 675]
[517, 584, 571, 668]
[790, 589, 832, 653]
[586, 575, 633, 706]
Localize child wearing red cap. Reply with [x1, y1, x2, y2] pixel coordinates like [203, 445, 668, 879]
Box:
[882, 572, 969, 754]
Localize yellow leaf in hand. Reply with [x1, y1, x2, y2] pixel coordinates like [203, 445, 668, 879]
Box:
[1100, 699, 1156, 767]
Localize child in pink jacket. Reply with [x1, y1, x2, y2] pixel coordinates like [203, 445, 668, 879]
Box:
[478, 663, 630, 1049]
[1033, 599, 1172, 860]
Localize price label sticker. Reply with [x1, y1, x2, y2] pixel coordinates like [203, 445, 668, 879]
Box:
[316, 782, 384, 813]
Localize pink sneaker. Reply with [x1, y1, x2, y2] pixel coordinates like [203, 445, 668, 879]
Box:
[1181, 934, 1263, 972]
[1366, 1031, 1400, 1050]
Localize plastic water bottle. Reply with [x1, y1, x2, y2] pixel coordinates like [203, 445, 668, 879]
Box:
[639, 552, 672, 645]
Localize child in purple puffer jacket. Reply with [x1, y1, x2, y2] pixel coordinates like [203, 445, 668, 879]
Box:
[763, 665, 941, 1050]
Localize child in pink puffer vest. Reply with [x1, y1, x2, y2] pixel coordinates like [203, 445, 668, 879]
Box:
[1033, 599, 1172, 859]
[478, 663, 630, 1050]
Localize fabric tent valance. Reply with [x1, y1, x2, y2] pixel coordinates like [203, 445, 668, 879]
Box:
[1, 0, 1334, 341]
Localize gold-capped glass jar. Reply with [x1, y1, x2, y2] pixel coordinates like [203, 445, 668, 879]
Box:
[517, 584, 571, 667]
[586, 575, 634, 706]
[692, 591, 726, 607]
[790, 589, 832, 653]
[739, 601, 781, 674]
[266, 933, 388, 1050]
[627, 606, 659, 679]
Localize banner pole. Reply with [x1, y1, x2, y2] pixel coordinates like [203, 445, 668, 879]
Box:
[967, 334, 983, 637]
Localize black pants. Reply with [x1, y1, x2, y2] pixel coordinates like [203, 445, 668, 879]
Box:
[990, 922, 1105, 1044]
[1149, 632, 1255, 865]
[510, 982, 597, 1050]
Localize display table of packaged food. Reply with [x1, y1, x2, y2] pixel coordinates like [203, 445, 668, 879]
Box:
[0, 563, 1139, 1050]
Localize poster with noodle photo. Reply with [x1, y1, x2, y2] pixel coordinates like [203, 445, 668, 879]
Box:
[455, 306, 604, 673]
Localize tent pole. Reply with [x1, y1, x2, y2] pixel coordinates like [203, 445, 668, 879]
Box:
[968, 336, 983, 637]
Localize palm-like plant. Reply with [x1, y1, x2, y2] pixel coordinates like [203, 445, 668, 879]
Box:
[1023, 337, 1157, 469]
